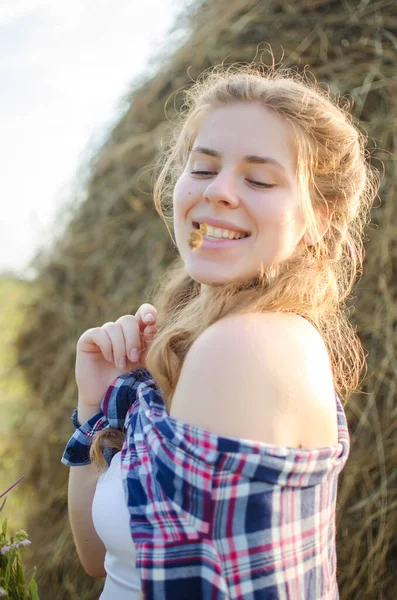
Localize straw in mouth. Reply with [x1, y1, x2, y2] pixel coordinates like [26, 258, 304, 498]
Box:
[188, 223, 208, 251]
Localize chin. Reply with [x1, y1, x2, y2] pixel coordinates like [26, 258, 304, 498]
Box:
[187, 267, 250, 288]
[189, 271, 232, 287]
[183, 255, 260, 288]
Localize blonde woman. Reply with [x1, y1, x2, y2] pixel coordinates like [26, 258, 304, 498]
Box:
[61, 63, 379, 599]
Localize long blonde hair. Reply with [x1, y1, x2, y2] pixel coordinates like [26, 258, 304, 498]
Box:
[90, 63, 380, 470]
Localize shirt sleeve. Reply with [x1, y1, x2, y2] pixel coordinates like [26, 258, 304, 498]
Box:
[60, 408, 110, 466]
[60, 369, 150, 467]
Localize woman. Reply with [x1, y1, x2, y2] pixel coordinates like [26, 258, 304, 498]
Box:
[61, 64, 379, 599]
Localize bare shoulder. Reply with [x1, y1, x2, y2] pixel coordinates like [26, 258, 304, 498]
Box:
[170, 311, 338, 449]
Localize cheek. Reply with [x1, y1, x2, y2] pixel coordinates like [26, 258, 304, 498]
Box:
[174, 174, 194, 196]
[173, 176, 196, 217]
[260, 195, 301, 226]
[256, 200, 289, 226]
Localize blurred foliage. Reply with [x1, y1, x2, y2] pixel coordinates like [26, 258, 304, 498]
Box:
[0, 277, 37, 533]
[0, 477, 39, 600]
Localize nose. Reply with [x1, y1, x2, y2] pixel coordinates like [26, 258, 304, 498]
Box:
[203, 171, 239, 207]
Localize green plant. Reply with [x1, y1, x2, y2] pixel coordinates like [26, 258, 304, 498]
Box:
[0, 477, 39, 599]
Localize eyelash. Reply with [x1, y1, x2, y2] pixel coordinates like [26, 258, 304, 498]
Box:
[190, 171, 275, 189]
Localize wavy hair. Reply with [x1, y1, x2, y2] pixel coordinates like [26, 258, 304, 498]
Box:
[90, 63, 380, 470]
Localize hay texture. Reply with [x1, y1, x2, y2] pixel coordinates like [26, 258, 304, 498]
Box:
[12, 0, 396, 598]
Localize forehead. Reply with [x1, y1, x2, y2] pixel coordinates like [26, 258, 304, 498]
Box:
[193, 102, 297, 175]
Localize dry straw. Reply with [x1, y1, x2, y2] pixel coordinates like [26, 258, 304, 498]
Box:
[10, 0, 396, 598]
[188, 223, 208, 250]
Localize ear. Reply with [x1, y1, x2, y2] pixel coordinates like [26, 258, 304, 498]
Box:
[303, 204, 334, 246]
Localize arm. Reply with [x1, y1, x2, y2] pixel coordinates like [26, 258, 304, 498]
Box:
[67, 402, 106, 578]
[66, 303, 158, 579]
[169, 312, 338, 448]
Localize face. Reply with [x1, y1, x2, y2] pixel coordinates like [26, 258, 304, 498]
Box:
[172, 102, 309, 293]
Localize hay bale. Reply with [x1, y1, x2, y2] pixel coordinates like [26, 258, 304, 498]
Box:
[12, 0, 396, 598]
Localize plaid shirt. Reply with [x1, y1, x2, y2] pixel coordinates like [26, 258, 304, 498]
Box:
[62, 368, 350, 599]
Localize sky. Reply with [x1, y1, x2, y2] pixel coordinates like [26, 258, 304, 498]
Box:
[0, 0, 189, 278]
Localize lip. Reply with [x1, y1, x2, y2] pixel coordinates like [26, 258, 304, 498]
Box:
[193, 234, 251, 251]
[192, 217, 250, 235]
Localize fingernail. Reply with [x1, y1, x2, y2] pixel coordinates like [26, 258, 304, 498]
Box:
[144, 313, 155, 323]
[129, 348, 139, 362]
[118, 357, 127, 370]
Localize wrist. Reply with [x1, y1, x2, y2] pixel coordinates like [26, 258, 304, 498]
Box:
[77, 402, 102, 425]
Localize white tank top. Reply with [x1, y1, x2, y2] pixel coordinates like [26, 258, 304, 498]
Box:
[92, 451, 141, 599]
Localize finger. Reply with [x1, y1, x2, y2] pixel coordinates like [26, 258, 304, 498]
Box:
[134, 303, 157, 332]
[101, 322, 128, 370]
[142, 323, 157, 346]
[78, 327, 114, 362]
[115, 315, 141, 362]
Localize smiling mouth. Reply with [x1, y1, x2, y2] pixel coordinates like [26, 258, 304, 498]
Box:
[188, 222, 251, 251]
[192, 222, 251, 239]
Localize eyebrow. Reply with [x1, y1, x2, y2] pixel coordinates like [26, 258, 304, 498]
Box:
[191, 146, 287, 172]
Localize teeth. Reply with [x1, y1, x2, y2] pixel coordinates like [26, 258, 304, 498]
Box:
[199, 224, 247, 240]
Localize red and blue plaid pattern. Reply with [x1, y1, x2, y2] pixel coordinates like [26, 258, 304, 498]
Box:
[62, 368, 350, 599]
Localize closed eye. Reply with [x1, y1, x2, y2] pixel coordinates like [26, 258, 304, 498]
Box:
[247, 180, 275, 189]
[190, 171, 275, 189]
[191, 170, 216, 176]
